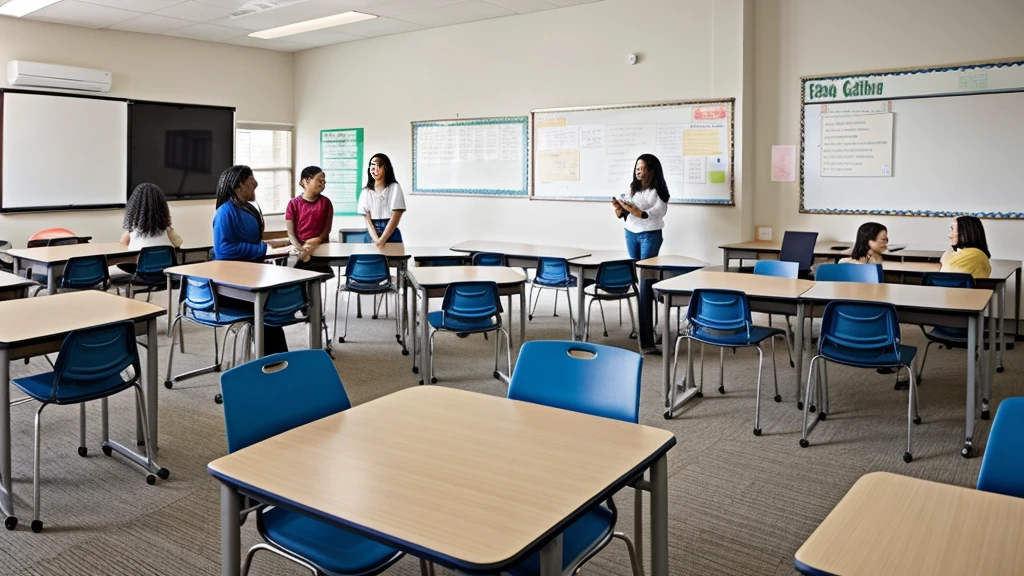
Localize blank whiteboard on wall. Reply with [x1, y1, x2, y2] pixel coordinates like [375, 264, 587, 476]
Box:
[530, 99, 734, 205]
[801, 59, 1024, 218]
[411, 116, 528, 197]
[1, 91, 128, 211]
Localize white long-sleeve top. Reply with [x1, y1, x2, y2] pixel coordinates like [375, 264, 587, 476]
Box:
[622, 188, 668, 233]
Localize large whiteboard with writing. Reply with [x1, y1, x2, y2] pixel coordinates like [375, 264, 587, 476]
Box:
[801, 59, 1024, 218]
[411, 116, 528, 197]
[530, 99, 734, 204]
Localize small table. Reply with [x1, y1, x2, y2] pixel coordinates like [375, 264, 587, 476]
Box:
[405, 266, 527, 383]
[6, 242, 139, 294]
[208, 386, 676, 576]
[795, 472, 1024, 575]
[163, 261, 328, 357]
[0, 270, 35, 301]
[450, 240, 592, 266]
[0, 291, 165, 528]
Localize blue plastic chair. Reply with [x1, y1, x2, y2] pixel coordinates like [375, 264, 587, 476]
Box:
[427, 281, 510, 384]
[112, 245, 177, 300]
[778, 231, 818, 277]
[471, 251, 506, 266]
[33, 253, 110, 296]
[335, 254, 399, 346]
[754, 260, 799, 367]
[503, 341, 642, 576]
[219, 350, 404, 576]
[26, 236, 85, 291]
[11, 321, 168, 532]
[800, 301, 920, 462]
[916, 272, 975, 382]
[672, 289, 791, 435]
[814, 263, 883, 283]
[977, 397, 1024, 499]
[583, 260, 639, 350]
[164, 277, 254, 393]
[528, 257, 578, 334]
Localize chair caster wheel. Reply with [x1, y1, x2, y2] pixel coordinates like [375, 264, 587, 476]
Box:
[371, 314, 378, 320]
[789, 360, 795, 368]
[214, 394, 223, 405]
[753, 428, 761, 436]
[695, 391, 704, 398]
[903, 452, 913, 463]
[164, 381, 173, 389]
[663, 412, 672, 420]
[412, 366, 419, 374]
[982, 410, 990, 420]
[4, 516, 17, 530]
[818, 413, 827, 421]
[78, 447, 88, 457]
[157, 468, 170, 480]
[528, 315, 533, 321]
[962, 445, 973, 458]
[102, 445, 113, 457]
[914, 416, 922, 425]
[337, 337, 345, 343]
[629, 331, 637, 339]
[1008, 342, 1015, 351]
[997, 366, 1005, 373]
[402, 349, 409, 356]
[717, 385, 725, 395]
[146, 474, 156, 485]
[809, 405, 817, 413]
[797, 401, 804, 410]
[799, 439, 809, 448]
[430, 377, 438, 384]
[493, 371, 500, 379]
[773, 394, 782, 403]
[30, 520, 42, 533]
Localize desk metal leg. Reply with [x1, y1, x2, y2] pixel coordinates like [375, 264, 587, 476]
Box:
[984, 300, 996, 420]
[220, 483, 241, 576]
[47, 267, 57, 295]
[650, 454, 668, 576]
[419, 286, 429, 385]
[309, 280, 323, 350]
[166, 276, 174, 335]
[575, 268, 586, 341]
[147, 319, 159, 451]
[254, 292, 266, 358]
[538, 534, 563, 576]
[964, 315, 979, 458]
[399, 263, 409, 353]
[794, 303, 806, 407]
[1016, 268, 1022, 348]
[722, 249, 730, 271]
[0, 349, 15, 528]
[998, 283, 1006, 372]
[661, 295, 672, 407]
[519, 287, 526, 349]
[411, 287, 419, 374]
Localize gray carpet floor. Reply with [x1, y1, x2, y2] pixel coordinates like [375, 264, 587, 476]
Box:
[0, 282, 1015, 576]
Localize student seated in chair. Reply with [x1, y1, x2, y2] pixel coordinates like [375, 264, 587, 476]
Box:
[839, 222, 887, 265]
[941, 215, 991, 279]
[112, 183, 183, 279]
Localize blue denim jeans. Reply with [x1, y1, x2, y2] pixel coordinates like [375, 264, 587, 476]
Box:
[624, 229, 663, 348]
[364, 219, 402, 243]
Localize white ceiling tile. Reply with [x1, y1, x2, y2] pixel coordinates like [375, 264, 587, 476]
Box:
[192, 0, 253, 7]
[154, 1, 235, 22]
[286, 28, 362, 46]
[26, 0, 144, 29]
[546, 0, 600, 6]
[107, 13, 196, 33]
[211, 0, 372, 32]
[353, 0, 465, 18]
[162, 21, 244, 40]
[224, 34, 309, 51]
[480, 0, 556, 14]
[331, 16, 422, 37]
[400, 0, 513, 27]
[79, 0, 182, 11]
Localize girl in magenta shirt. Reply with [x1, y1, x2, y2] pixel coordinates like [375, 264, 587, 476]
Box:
[285, 166, 334, 272]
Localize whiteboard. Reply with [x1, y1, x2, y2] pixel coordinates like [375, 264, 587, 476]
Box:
[530, 99, 734, 204]
[1, 91, 128, 211]
[800, 59, 1024, 218]
[411, 116, 528, 197]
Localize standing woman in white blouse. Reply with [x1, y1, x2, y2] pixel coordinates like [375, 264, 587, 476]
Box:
[357, 153, 406, 247]
[611, 153, 670, 353]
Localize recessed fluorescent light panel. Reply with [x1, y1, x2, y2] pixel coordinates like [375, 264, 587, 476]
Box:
[249, 11, 376, 39]
[0, 0, 62, 17]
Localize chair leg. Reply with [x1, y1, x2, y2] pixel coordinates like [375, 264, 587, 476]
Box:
[917, 341, 934, 383]
[770, 336, 781, 402]
[333, 285, 341, 344]
[717, 346, 726, 394]
[342, 291, 353, 343]
[163, 316, 183, 388]
[419, 558, 436, 576]
[625, 296, 637, 339]
[612, 532, 644, 576]
[753, 345, 765, 436]
[31, 403, 46, 532]
[132, 383, 166, 482]
[598, 300, 608, 336]
[904, 366, 920, 463]
[394, 290, 401, 346]
[585, 298, 596, 341]
[552, 287, 558, 317]
[78, 403, 87, 457]
[428, 330, 438, 384]
[800, 356, 820, 448]
[784, 316, 796, 367]
[527, 283, 538, 320]
[564, 287, 575, 335]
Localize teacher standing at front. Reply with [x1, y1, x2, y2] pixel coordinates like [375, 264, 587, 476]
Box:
[611, 153, 670, 354]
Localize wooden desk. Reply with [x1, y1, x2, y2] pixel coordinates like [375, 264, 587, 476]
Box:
[0, 291, 166, 527]
[407, 246, 470, 266]
[795, 472, 1024, 575]
[164, 261, 328, 357]
[450, 240, 592, 263]
[6, 242, 138, 294]
[406, 266, 527, 384]
[719, 240, 920, 270]
[0, 271, 35, 301]
[802, 282, 993, 457]
[208, 386, 676, 576]
[652, 272, 815, 418]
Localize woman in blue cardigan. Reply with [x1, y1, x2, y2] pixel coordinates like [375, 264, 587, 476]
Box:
[212, 165, 288, 354]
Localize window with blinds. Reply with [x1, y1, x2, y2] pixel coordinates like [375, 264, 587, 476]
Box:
[235, 124, 293, 214]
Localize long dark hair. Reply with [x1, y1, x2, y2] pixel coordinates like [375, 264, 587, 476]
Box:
[629, 154, 670, 203]
[363, 153, 397, 190]
[850, 222, 887, 260]
[954, 215, 990, 258]
[124, 183, 171, 237]
[215, 165, 263, 237]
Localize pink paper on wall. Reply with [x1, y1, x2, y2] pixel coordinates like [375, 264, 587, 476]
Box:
[771, 145, 796, 182]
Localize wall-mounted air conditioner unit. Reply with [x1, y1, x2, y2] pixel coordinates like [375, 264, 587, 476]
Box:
[6, 61, 112, 93]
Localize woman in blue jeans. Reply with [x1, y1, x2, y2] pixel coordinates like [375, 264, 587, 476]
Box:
[612, 154, 670, 354]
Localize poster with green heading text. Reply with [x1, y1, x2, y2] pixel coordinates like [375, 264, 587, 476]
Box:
[320, 128, 363, 215]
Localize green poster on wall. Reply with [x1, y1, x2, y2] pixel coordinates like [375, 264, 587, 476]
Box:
[320, 128, 364, 216]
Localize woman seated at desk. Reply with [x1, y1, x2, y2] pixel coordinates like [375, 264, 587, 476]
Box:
[942, 215, 991, 279]
[839, 222, 887, 265]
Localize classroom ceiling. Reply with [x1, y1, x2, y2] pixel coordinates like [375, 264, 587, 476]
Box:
[0, 0, 603, 52]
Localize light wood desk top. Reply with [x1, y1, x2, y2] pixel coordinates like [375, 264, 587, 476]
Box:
[5, 242, 137, 264]
[450, 240, 591, 261]
[0, 290, 164, 346]
[883, 259, 1021, 281]
[803, 281, 992, 312]
[653, 271, 814, 299]
[570, 251, 634, 267]
[795, 472, 1024, 576]
[406, 246, 468, 260]
[407, 266, 527, 287]
[0, 271, 34, 290]
[636, 255, 709, 269]
[208, 386, 676, 570]
[719, 240, 853, 255]
[309, 242, 409, 260]
[164, 260, 329, 291]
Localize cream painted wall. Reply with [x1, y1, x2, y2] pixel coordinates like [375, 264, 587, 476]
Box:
[0, 16, 294, 248]
[754, 0, 1024, 258]
[295, 0, 753, 264]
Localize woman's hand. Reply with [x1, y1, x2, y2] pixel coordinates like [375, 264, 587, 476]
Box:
[611, 197, 624, 218]
[375, 237, 387, 249]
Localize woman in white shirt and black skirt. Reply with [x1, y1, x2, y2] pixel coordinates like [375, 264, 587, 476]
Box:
[612, 154, 670, 354]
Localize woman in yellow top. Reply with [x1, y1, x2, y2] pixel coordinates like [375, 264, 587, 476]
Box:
[941, 215, 991, 278]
